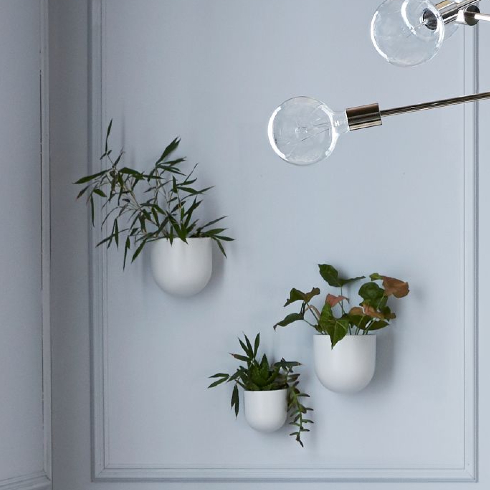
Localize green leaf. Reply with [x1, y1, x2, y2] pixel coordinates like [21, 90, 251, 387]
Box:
[92, 188, 107, 198]
[123, 237, 130, 269]
[157, 137, 181, 163]
[208, 373, 229, 388]
[275, 359, 300, 370]
[89, 195, 95, 226]
[213, 238, 227, 257]
[322, 316, 349, 348]
[332, 318, 349, 347]
[76, 185, 90, 199]
[211, 235, 233, 242]
[228, 370, 244, 383]
[318, 264, 342, 287]
[231, 384, 240, 417]
[358, 282, 385, 306]
[113, 219, 119, 247]
[348, 313, 370, 330]
[319, 302, 334, 324]
[209, 372, 228, 380]
[239, 336, 253, 358]
[318, 264, 365, 287]
[253, 333, 260, 357]
[366, 320, 389, 331]
[119, 167, 143, 177]
[96, 234, 113, 247]
[202, 227, 226, 236]
[131, 240, 146, 263]
[74, 170, 107, 185]
[244, 335, 255, 359]
[199, 216, 226, 230]
[274, 312, 304, 330]
[231, 353, 249, 362]
[380, 305, 396, 320]
[105, 119, 113, 153]
[284, 287, 320, 307]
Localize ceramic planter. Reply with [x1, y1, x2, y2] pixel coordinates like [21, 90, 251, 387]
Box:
[313, 334, 376, 394]
[150, 237, 212, 296]
[244, 389, 288, 432]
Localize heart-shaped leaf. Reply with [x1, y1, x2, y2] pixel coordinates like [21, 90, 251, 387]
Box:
[274, 312, 304, 329]
[326, 318, 350, 348]
[284, 287, 320, 307]
[362, 304, 385, 319]
[382, 276, 410, 298]
[358, 282, 385, 306]
[326, 294, 348, 307]
[319, 264, 365, 287]
[318, 264, 342, 287]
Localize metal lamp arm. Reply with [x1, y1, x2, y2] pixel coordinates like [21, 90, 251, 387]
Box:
[346, 91, 490, 131]
[438, 0, 490, 25]
[464, 9, 490, 23]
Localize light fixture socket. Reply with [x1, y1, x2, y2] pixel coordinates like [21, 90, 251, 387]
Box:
[458, 5, 481, 25]
[346, 103, 382, 131]
[436, 0, 480, 25]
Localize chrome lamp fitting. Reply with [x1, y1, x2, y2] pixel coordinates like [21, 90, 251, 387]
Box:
[267, 1, 490, 166]
[371, 0, 488, 67]
[268, 92, 490, 166]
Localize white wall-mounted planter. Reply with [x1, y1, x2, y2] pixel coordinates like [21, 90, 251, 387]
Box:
[314, 334, 376, 394]
[244, 389, 287, 432]
[150, 237, 212, 296]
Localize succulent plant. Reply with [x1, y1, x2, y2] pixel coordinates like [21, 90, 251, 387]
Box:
[209, 333, 313, 446]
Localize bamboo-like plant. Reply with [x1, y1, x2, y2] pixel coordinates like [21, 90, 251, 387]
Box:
[75, 121, 233, 267]
[274, 264, 409, 348]
[209, 333, 313, 447]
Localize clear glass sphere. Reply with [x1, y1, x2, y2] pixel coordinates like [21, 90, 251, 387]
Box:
[267, 96, 349, 166]
[371, 0, 446, 67]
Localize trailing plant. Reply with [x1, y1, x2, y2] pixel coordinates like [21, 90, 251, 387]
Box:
[208, 333, 313, 447]
[274, 264, 409, 348]
[75, 120, 233, 267]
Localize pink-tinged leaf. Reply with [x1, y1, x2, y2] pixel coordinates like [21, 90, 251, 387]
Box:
[349, 307, 364, 316]
[326, 294, 348, 307]
[362, 304, 385, 319]
[382, 276, 410, 298]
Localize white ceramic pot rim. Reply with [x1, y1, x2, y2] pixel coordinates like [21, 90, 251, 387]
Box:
[155, 236, 211, 242]
[314, 333, 375, 339]
[244, 388, 287, 394]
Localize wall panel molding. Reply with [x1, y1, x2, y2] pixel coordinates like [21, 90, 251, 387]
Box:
[0, 1, 52, 490]
[40, 0, 52, 485]
[89, 0, 478, 482]
[0, 472, 51, 490]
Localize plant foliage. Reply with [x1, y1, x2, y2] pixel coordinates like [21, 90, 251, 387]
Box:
[75, 120, 233, 267]
[274, 264, 409, 348]
[208, 333, 313, 447]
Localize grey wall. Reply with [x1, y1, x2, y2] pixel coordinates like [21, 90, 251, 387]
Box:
[49, 1, 489, 489]
[0, 1, 51, 490]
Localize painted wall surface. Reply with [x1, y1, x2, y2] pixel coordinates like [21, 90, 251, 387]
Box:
[0, 1, 50, 489]
[50, 1, 489, 489]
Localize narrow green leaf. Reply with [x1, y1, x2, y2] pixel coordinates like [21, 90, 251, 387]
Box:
[231, 384, 240, 417]
[76, 185, 90, 199]
[157, 137, 180, 163]
[74, 170, 107, 185]
[105, 119, 113, 153]
[253, 333, 260, 357]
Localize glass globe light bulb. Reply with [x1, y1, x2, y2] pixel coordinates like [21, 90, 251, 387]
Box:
[267, 96, 350, 166]
[371, 0, 448, 67]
